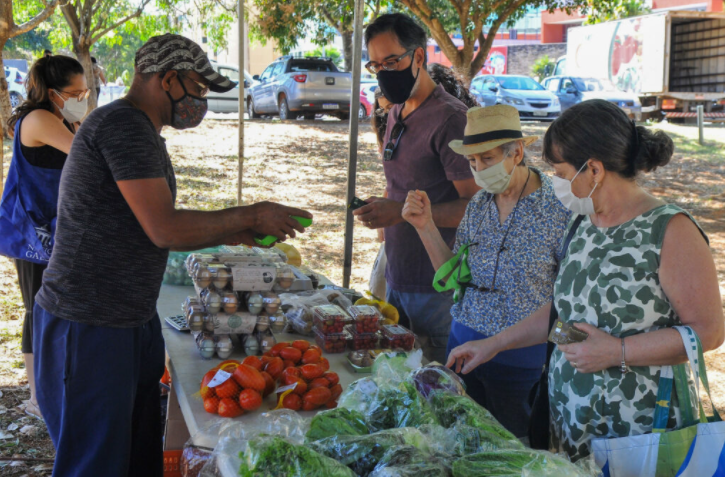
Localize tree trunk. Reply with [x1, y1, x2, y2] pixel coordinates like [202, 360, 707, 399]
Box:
[75, 45, 98, 112]
[0, 41, 13, 138]
[341, 30, 354, 73]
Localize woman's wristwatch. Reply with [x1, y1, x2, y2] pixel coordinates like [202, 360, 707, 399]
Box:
[620, 337, 629, 373]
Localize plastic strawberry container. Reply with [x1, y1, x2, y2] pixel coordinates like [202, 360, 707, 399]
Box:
[313, 326, 349, 354]
[380, 324, 415, 351]
[344, 325, 379, 351]
[347, 305, 382, 334]
[312, 304, 349, 334]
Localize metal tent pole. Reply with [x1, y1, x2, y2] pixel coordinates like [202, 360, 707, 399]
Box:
[342, 0, 365, 289]
[237, 1, 245, 205]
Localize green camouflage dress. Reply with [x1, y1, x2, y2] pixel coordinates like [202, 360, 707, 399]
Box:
[548, 204, 704, 462]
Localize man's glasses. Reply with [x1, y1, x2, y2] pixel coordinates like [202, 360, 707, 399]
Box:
[180, 74, 209, 98]
[365, 50, 415, 75]
[55, 89, 90, 102]
[383, 121, 405, 161]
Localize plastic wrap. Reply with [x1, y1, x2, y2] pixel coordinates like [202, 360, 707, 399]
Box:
[428, 391, 522, 447]
[316, 288, 354, 310]
[180, 443, 213, 477]
[452, 449, 597, 477]
[280, 293, 330, 336]
[408, 364, 466, 401]
[305, 408, 369, 443]
[239, 436, 355, 477]
[380, 324, 416, 351]
[369, 445, 454, 477]
[339, 377, 438, 433]
[371, 350, 423, 386]
[348, 305, 382, 334]
[418, 423, 522, 456]
[309, 427, 429, 476]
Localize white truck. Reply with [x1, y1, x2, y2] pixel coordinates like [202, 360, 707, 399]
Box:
[561, 11, 725, 118]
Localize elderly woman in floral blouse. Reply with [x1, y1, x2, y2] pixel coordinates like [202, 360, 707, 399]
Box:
[402, 105, 571, 437]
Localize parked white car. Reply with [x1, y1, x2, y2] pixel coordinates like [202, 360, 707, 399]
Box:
[207, 61, 256, 113]
[470, 74, 561, 121]
[4, 66, 27, 109]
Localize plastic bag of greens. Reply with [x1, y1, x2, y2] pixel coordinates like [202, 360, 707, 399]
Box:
[309, 427, 428, 476]
[305, 407, 369, 443]
[366, 381, 439, 432]
[429, 391, 521, 446]
[239, 435, 355, 477]
[452, 449, 597, 477]
[369, 445, 454, 477]
[418, 422, 521, 457]
[371, 350, 422, 385]
[408, 364, 466, 401]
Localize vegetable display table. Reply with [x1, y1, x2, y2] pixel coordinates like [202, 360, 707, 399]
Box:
[158, 284, 362, 451]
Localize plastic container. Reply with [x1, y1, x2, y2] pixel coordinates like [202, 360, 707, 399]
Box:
[194, 265, 213, 289]
[215, 335, 234, 359]
[187, 310, 204, 333]
[312, 304, 348, 334]
[313, 327, 349, 353]
[380, 324, 416, 351]
[255, 314, 270, 333]
[344, 325, 379, 351]
[257, 331, 277, 354]
[246, 292, 264, 315]
[269, 312, 287, 334]
[201, 289, 222, 314]
[196, 333, 216, 359]
[262, 292, 281, 314]
[275, 265, 295, 290]
[347, 305, 382, 334]
[243, 334, 259, 356]
[211, 265, 232, 290]
[202, 314, 215, 334]
[221, 292, 239, 314]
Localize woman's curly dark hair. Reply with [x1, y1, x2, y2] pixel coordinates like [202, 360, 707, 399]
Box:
[371, 63, 479, 150]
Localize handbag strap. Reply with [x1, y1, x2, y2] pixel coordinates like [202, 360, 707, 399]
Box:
[652, 326, 721, 433]
[545, 215, 585, 362]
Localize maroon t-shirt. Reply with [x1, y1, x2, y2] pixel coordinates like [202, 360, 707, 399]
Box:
[383, 84, 472, 293]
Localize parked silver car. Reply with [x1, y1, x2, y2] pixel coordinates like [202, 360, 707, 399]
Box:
[470, 74, 560, 121]
[541, 76, 642, 117]
[207, 61, 256, 113]
[247, 56, 352, 120]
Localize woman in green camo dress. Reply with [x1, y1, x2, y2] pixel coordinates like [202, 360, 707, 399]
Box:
[447, 99, 724, 462]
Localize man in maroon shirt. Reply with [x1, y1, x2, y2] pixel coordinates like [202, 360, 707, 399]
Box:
[354, 13, 479, 363]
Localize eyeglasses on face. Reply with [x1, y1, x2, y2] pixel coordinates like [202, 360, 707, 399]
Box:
[383, 121, 405, 161]
[54, 89, 91, 102]
[365, 49, 415, 75]
[180, 73, 209, 98]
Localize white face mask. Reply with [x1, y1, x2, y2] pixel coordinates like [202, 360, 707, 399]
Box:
[53, 90, 87, 123]
[470, 152, 515, 194]
[551, 162, 598, 215]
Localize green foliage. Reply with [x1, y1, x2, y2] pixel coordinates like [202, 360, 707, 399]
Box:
[156, 0, 237, 53]
[306, 46, 343, 68]
[531, 54, 554, 80]
[583, 0, 651, 25]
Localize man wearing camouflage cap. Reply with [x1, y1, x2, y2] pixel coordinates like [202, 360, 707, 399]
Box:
[33, 34, 311, 476]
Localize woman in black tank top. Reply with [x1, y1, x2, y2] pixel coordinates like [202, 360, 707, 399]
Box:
[6, 55, 88, 420]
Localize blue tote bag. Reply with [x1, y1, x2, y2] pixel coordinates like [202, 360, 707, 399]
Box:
[0, 118, 63, 264]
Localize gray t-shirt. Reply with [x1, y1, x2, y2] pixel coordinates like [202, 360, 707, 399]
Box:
[36, 100, 177, 327]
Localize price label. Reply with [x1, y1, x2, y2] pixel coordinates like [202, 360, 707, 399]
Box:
[231, 265, 277, 291]
[207, 369, 232, 388]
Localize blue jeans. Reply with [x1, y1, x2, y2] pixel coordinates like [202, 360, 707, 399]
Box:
[33, 304, 165, 477]
[447, 320, 542, 438]
[386, 289, 453, 364]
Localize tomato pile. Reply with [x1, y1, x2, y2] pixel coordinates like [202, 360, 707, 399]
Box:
[312, 305, 348, 334]
[380, 324, 415, 351]
[348, 305, 381, 334]
[345, 325, 379, 351]
[199, 339, 342, 417]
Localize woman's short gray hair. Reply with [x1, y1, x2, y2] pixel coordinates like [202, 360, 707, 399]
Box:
[500, 140, 527, 166]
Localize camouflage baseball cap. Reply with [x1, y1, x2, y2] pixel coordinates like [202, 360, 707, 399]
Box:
[135, 33, 236, 93]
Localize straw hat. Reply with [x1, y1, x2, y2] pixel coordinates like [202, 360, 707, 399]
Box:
[449, 105, 538, 156]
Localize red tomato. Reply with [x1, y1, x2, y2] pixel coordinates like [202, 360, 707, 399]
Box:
[238, 389, 263, 412]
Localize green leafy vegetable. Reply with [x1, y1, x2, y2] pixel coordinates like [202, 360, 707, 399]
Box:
[452, 449, 591, 477]
[239, 435, 355, 477]
[429, 392, 522, 446]
[306, 408, 369, 443]
[370, 445, 453, 477]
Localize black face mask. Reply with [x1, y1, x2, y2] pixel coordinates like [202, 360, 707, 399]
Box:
[376, 58, 420, 104]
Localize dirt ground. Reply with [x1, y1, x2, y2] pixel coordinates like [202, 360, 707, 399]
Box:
[0, 117, 723, 470]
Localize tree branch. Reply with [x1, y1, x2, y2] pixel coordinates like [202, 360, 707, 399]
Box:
[60, 2, 82, 39]
[12, 0, 61, 37]
[90, 0, 150, 44]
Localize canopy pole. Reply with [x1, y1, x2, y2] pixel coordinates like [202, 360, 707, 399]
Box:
[342, 0, 365, 289]
[237, 0, 245, 205]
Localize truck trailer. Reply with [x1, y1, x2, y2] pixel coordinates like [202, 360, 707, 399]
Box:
[563, 11, 725, 119]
